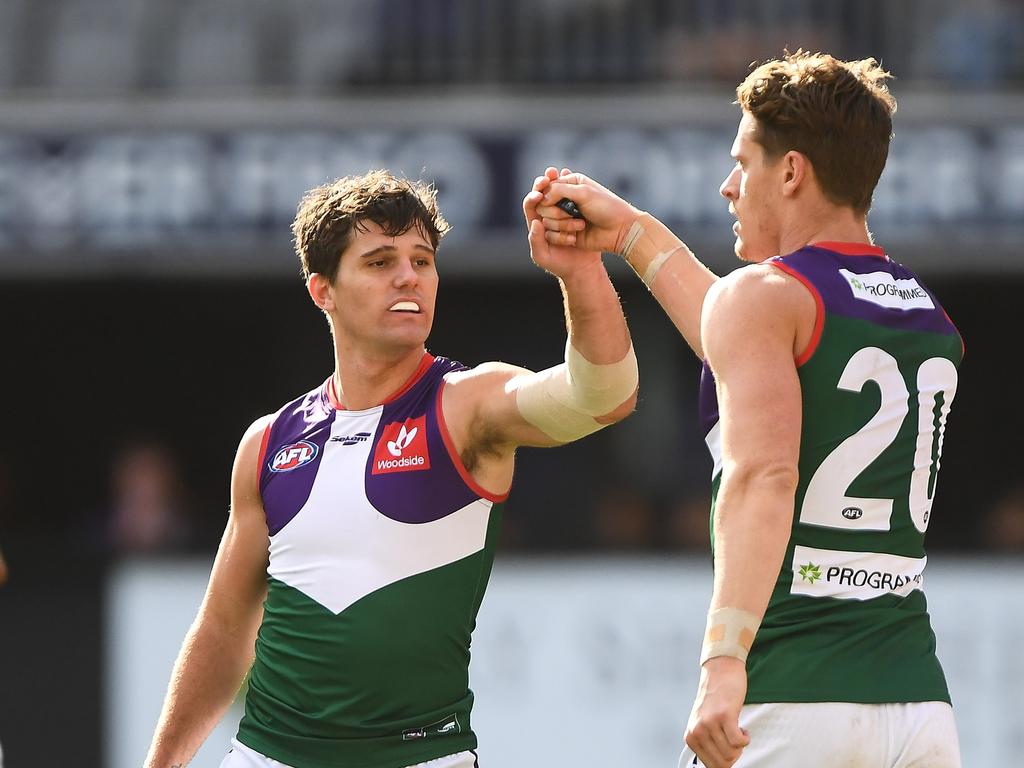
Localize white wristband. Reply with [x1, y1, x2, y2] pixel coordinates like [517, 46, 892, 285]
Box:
[699, 607, 760, 665]
[619, 213, 686, 288]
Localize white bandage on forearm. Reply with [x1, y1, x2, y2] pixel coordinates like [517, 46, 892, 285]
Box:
[699, 607, 760, 665]
[620, 212, 686, 288]
[513, 341, 638, 443]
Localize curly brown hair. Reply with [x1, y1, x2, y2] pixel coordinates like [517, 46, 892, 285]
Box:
[736, 51, 896, 215]
[292, 169, 451, 282]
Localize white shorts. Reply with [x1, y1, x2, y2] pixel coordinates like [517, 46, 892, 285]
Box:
[679, 701, 960, 768]
[219, 737, 479, 768]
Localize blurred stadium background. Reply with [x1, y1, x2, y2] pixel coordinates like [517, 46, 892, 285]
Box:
[1, 0, 1023, 765]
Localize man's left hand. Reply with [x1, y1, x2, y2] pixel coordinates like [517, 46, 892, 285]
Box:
[523, 168, 602, 279]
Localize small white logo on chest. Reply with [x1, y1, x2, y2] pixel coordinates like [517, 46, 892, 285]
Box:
[387, 425, 418, 457]
[840, 269, 935, 311]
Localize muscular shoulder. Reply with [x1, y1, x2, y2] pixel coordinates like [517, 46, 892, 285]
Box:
[238, 414, 275, 459]
[706, 264, 815, 324]
[233, 414, 275, 508]
[703, 264, 814, 363]
[442, 361, 532, 399]
[707, 263, 809, 314]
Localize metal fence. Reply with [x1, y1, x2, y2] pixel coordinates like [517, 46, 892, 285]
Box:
[1, 0, 1021, 94]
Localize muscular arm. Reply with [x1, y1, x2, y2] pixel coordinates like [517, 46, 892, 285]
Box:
[144, 415, 272, 768]
[684, 266, 813, 767]
[439, 186, 638, 495]
[617, 213, 718, 358]
[705, 267, 806, 619]
[538, 170, 719, 358]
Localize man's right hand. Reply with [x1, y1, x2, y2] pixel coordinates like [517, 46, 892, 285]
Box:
[685, 657, 751, 768]
[534, 167, 643, 255]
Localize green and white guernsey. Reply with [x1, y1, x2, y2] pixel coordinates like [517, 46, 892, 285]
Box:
[699, 242, 963, 704]
[237, 353, 505, 768]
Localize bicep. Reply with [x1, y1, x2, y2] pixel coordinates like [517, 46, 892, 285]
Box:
[198, 417, 272, 630]
[704, 274, 803, 483]
[445, 364, 563, 452]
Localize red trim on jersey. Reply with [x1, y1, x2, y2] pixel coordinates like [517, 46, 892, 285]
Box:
[255, 420, 274, 485]
[942, 307, 966, 359]
[771, 260, 825, 367]
[326, 352, 436, 410]
[434, 380, 510, 503]
[810, 241, 888, 259]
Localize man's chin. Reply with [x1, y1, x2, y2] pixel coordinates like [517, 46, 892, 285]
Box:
[734, 239, 754, 263]
[379, 328, 431, 352]
[734, 239, 771, 264]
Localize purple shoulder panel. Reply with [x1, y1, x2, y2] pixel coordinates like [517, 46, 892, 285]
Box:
[365, 357, 482, 524]
[260, 382, 335, 536]
[698, 362, 720, 438]
[772, 246, 958, 338]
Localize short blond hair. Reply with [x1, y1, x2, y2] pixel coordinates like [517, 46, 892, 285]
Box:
[736, 51, 896, 215]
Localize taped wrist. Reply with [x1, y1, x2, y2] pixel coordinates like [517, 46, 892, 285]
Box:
[699, 607, 760, 665]
[513, 341, 638, 443]
[619, 212, 686, 288]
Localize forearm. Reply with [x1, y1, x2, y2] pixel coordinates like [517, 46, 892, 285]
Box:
[618, 213, 717, 358]
[558, 261, 632, 364]
[144, 612, 258, 768]
[710, 469, 796, 621]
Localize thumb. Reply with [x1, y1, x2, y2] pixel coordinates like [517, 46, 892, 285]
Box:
[528, 218, 549, 258]
[726, 723, 751, 749]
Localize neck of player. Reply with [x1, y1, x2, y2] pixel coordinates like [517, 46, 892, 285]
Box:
[779, 201, 873, 257]
[331, 341, 427, 411]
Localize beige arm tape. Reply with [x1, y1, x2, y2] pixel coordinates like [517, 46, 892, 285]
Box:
[699, 607, 761, 665]
[513, 340, 638, 443]
[620, 212, 687, 288]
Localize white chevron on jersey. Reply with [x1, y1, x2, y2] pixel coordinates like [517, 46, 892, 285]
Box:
[267, 406, 493, 615]
[705, 421, 723, 480]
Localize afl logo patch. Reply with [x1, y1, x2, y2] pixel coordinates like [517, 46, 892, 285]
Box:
[270, 440, 319, 472]
[842, 506, 864, 520]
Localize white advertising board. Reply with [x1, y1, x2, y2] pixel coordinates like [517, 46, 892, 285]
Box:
[107, 557, 1024, 767]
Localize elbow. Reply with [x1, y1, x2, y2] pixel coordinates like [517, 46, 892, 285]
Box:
[595, 385, 639, 426]
[720, 462, 799, 513]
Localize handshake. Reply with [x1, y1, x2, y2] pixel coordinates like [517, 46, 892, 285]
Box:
[522, 166, 694, 291]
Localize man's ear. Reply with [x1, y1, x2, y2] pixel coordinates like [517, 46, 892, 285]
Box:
[781, 150, 809, 198]
[307, 273, 336, 312]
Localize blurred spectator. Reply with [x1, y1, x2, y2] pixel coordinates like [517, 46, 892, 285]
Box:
[0, 456, 13, 527]
[666, 492, 712, 551]
[659, 1, 834, 82]
[589, 485, 713, 552]
[0, 457, 13, 582]
[592, 485, 660, 549]
[928, 0, 1024, 86]
[981, 484, 1024, 552]
[89, 440, 198, 556]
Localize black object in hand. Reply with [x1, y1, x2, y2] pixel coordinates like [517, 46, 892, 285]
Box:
[556, 198, 585, 219]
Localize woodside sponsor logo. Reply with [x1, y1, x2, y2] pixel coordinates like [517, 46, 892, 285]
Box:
[372, 416, 431, 474]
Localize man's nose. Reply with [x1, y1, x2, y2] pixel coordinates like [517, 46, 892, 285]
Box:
[720, 166, 739, 201]
[393, 259, 418, 286]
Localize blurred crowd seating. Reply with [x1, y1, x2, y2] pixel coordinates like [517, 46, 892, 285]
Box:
[1, 0, 1022, 94]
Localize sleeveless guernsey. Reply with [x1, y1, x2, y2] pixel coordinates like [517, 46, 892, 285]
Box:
[237, 354, 506, 768]
[699, 243, 963, 704]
